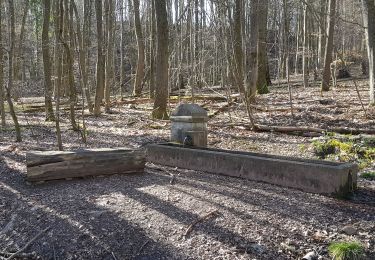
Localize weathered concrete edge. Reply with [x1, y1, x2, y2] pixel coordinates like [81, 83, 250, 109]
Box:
[147, 143, 358, 197]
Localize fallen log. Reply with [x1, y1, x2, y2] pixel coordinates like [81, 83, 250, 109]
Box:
[117, 95, 229, 106]
[208, 101, 235, 118]
[26, 148, 145, 182]
[253, 124, 375, 135]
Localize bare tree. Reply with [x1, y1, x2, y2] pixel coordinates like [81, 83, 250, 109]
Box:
[321, 0, 337, 92]
[361, 0, 375, 104]
[94, 0, 105, 116]
[133, 0, 145, 96]
[105, 0, 115, 113]
[256, 0, 270, 94]
[152, 0, 169, 119]
[0, 0, 5, 128]
[42, 0, 55, 121]
[6, 0, 22, 142]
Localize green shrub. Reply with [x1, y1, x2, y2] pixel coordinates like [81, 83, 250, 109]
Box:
[312, 135, 374, 169]
[361, 172, 375, 181]
[313, 139, 353, 159]
[328, 241, 365, 260]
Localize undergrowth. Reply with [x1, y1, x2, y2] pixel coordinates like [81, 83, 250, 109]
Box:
[361, 171, 375, 181]
[312, 133, 375, 170]
[328, 241, 365, 260]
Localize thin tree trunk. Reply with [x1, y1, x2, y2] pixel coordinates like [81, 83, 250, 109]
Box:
[0, 0, 5, 128]
[79, 0, 93, 112]
[233, 0, 245, 94]
[256, 0, 269, 94]
[247, 0, 259, 100]
[152, 0, 169, 119]
[105, 0, 115, 112]
[361, 0, 375, 104]
[94, 0, 105, 116]
[132, 0, 145, 96]
[42, 0, 55, 121]
[55, 0, 64, 150]
[13, 0, 29, 84]
[321, 0, 337, 92]
[149, 0, 156, 98]
[64, 0, 77, 129]
[6, 0, 22, 142]
[120, 0, 126, 99]
[302, 2, 309, 88]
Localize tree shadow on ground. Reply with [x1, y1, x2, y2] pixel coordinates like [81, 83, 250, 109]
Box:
[1, 154, 374, 259]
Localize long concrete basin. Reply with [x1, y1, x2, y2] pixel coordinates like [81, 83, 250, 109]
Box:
[147, 143, 358, 197]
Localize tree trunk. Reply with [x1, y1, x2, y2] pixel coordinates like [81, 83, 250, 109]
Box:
[233, 0, 245, 94]
[302, 2, 309, 88]
[76, 0, 93, 113]
[94, 0, 105, 116]
[247, 0, 259, 100]
[132, 0, 145, 96]
[321, 0, 337, 92]
[42, 0, 55, 122]
[105, 0, 115, 112]
[64, 0, 77, 130]
[6, 0, 22, 142]
[256, 0, 269, 94]
[55, 0, 64, 150]
[0, 0, 5, 128]
[120, 0, 126, 98]
[152, 0, 169, 119]
[149, 0, 156, 98]
[318, 0, 327, 69]
[361, 0, 375, 104]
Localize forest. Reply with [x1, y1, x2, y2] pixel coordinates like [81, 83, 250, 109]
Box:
[0, 0, 375, 259]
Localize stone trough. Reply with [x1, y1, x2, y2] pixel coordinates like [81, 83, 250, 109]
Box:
[147, 143, 358, 197]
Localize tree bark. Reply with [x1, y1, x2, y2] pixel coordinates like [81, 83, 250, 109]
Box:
[0, 0, 5, 128]
[26, 148, 145, 182]
[152, 0, 169, 119]
[321, 0, 337, 92]
[256, 0, 270, 94]
[54, 0, 64, 150]
[74, 0, 93, 113]
[132, 0, 145, 96]
[120, 0, 126, 98]
[361, 0, 375, 104]
[247, 0, 259, 100]
[149, 0, 156, 98]
[233, 0, 245, 94]
[105, 0, 115, 112]
[302, 2, 309, 88]
[94, 0, 105, 116]
[6, 0, 22, 142]
[42, 0, 55, 121]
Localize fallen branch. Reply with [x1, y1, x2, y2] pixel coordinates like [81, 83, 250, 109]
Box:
[0, 214, 16, 235]
[7, 227, 51, 260]
[209, 102, 235, 118]
[184, 210, 219, 237]
[135, 241, 149, 256]
[254, 124, 375, 135]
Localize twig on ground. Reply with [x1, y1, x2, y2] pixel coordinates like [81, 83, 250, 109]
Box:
[111, 251, 118, 260]
[7, 227, 51, 260]
[184, 210, 219, 237]
[0, 214, 16, 235]
[136, 241, 149, 256]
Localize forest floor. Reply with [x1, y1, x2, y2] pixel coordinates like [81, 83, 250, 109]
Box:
[1, 75, 375, 259]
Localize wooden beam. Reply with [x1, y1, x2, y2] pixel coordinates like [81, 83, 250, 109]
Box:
[26, 148, 145, 182]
